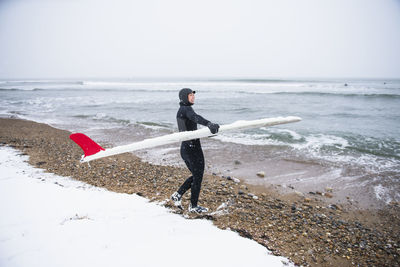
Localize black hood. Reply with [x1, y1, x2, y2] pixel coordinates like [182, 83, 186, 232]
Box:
[179, 88, 195, 106]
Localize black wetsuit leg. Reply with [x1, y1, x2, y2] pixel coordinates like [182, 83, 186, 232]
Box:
[177, 141, 205, 207]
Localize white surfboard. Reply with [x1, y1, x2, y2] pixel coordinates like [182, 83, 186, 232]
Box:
[70, 116, 301, 163]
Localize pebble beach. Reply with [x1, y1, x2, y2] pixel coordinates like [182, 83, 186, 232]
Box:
[1, 118, 399, 266]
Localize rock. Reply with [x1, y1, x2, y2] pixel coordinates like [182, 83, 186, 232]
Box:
[304, 198, 312, 203]
[234, 160, 241, 165]
[240, 185, 247, 190]
[295, 191, 304, 197]
[247, 193, 259, 200]
[238, 190, 244, 195]
[256, 171, 265, 178]
[232, 177, 240, 183]
[325, 187, 333, 193]
[328, 204, 341, 210]
[324, 193, 333, 198]
[216, 202, 228, 210]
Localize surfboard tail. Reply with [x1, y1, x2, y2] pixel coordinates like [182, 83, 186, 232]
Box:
[70, 133, 105, 158]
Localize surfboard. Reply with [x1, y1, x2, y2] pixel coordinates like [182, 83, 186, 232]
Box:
[70, 116, 301, 163]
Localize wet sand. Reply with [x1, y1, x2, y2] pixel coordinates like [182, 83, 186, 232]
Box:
[1, 118, 399, 266]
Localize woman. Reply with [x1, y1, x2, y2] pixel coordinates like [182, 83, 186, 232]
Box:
[171, 88, 219, 213]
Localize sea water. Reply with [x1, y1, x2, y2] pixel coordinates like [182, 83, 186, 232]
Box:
[1, 78, 399, 207]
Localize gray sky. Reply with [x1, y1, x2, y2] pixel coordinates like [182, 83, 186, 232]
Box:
[0, 0, 399, 79]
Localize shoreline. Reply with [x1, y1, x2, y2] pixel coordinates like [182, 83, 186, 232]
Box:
[1, 118, 399, 266]
[138, 138, 386, 211]
[95, 124, 391, 211]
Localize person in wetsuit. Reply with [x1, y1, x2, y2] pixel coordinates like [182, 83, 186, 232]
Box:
[171, 88, 219, 213]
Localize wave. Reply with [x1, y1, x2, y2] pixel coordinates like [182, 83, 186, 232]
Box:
[277, 92, 400, 98]
[2, 79, 399, 96]
[236, 90, 400, 98]
[73, 113, 132, 126]
[88, 114, 174, 129]
[0, 80, 83, 85]
[346, 136, 400, 160]
[6, 87, 397, 98]
[211, 78, 308, 83]
[3, 89, 399, 101]
[0, 88, 39, 91]
[136, 121, 173, 130]
[0, 87, 181, 93]
[214, 128, 307, 147]
[72, 114, 92, 119]
[214, 128, 400, 169]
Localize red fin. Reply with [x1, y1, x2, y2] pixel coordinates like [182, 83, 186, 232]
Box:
[70, 133, 105, 157]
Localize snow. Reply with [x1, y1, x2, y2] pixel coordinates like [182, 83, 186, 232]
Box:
[0, 146, 291, 267]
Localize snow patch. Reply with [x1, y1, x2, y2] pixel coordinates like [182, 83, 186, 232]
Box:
[0, 146, 292, 267]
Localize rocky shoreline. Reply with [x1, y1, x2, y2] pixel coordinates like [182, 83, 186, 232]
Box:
[1, 118, 399, 266]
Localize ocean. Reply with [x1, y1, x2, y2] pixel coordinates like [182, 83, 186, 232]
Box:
[1, 78, 399, 208]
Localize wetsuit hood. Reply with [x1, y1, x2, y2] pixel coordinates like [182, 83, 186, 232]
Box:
[179, 88, 196, 106]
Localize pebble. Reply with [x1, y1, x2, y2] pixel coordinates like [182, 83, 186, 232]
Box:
[328, 204, 341, 211]
[256, 171, 265, 178]
[232, 177, 240, 183]
[295, 191, 304, 197]
[325, 187, 333, 193]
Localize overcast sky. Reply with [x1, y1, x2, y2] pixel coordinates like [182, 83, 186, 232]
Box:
[0, 0, 399, 79]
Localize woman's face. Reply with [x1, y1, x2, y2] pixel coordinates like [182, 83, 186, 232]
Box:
[188, 93, 195, 104]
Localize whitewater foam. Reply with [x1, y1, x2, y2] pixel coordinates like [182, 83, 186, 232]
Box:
[374, 184, 392, 204]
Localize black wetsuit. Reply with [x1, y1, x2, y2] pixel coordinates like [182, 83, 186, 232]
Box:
[176, 96, 210, 207]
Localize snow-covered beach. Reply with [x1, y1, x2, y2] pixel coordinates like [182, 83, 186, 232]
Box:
[0, 146, 291, 267]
